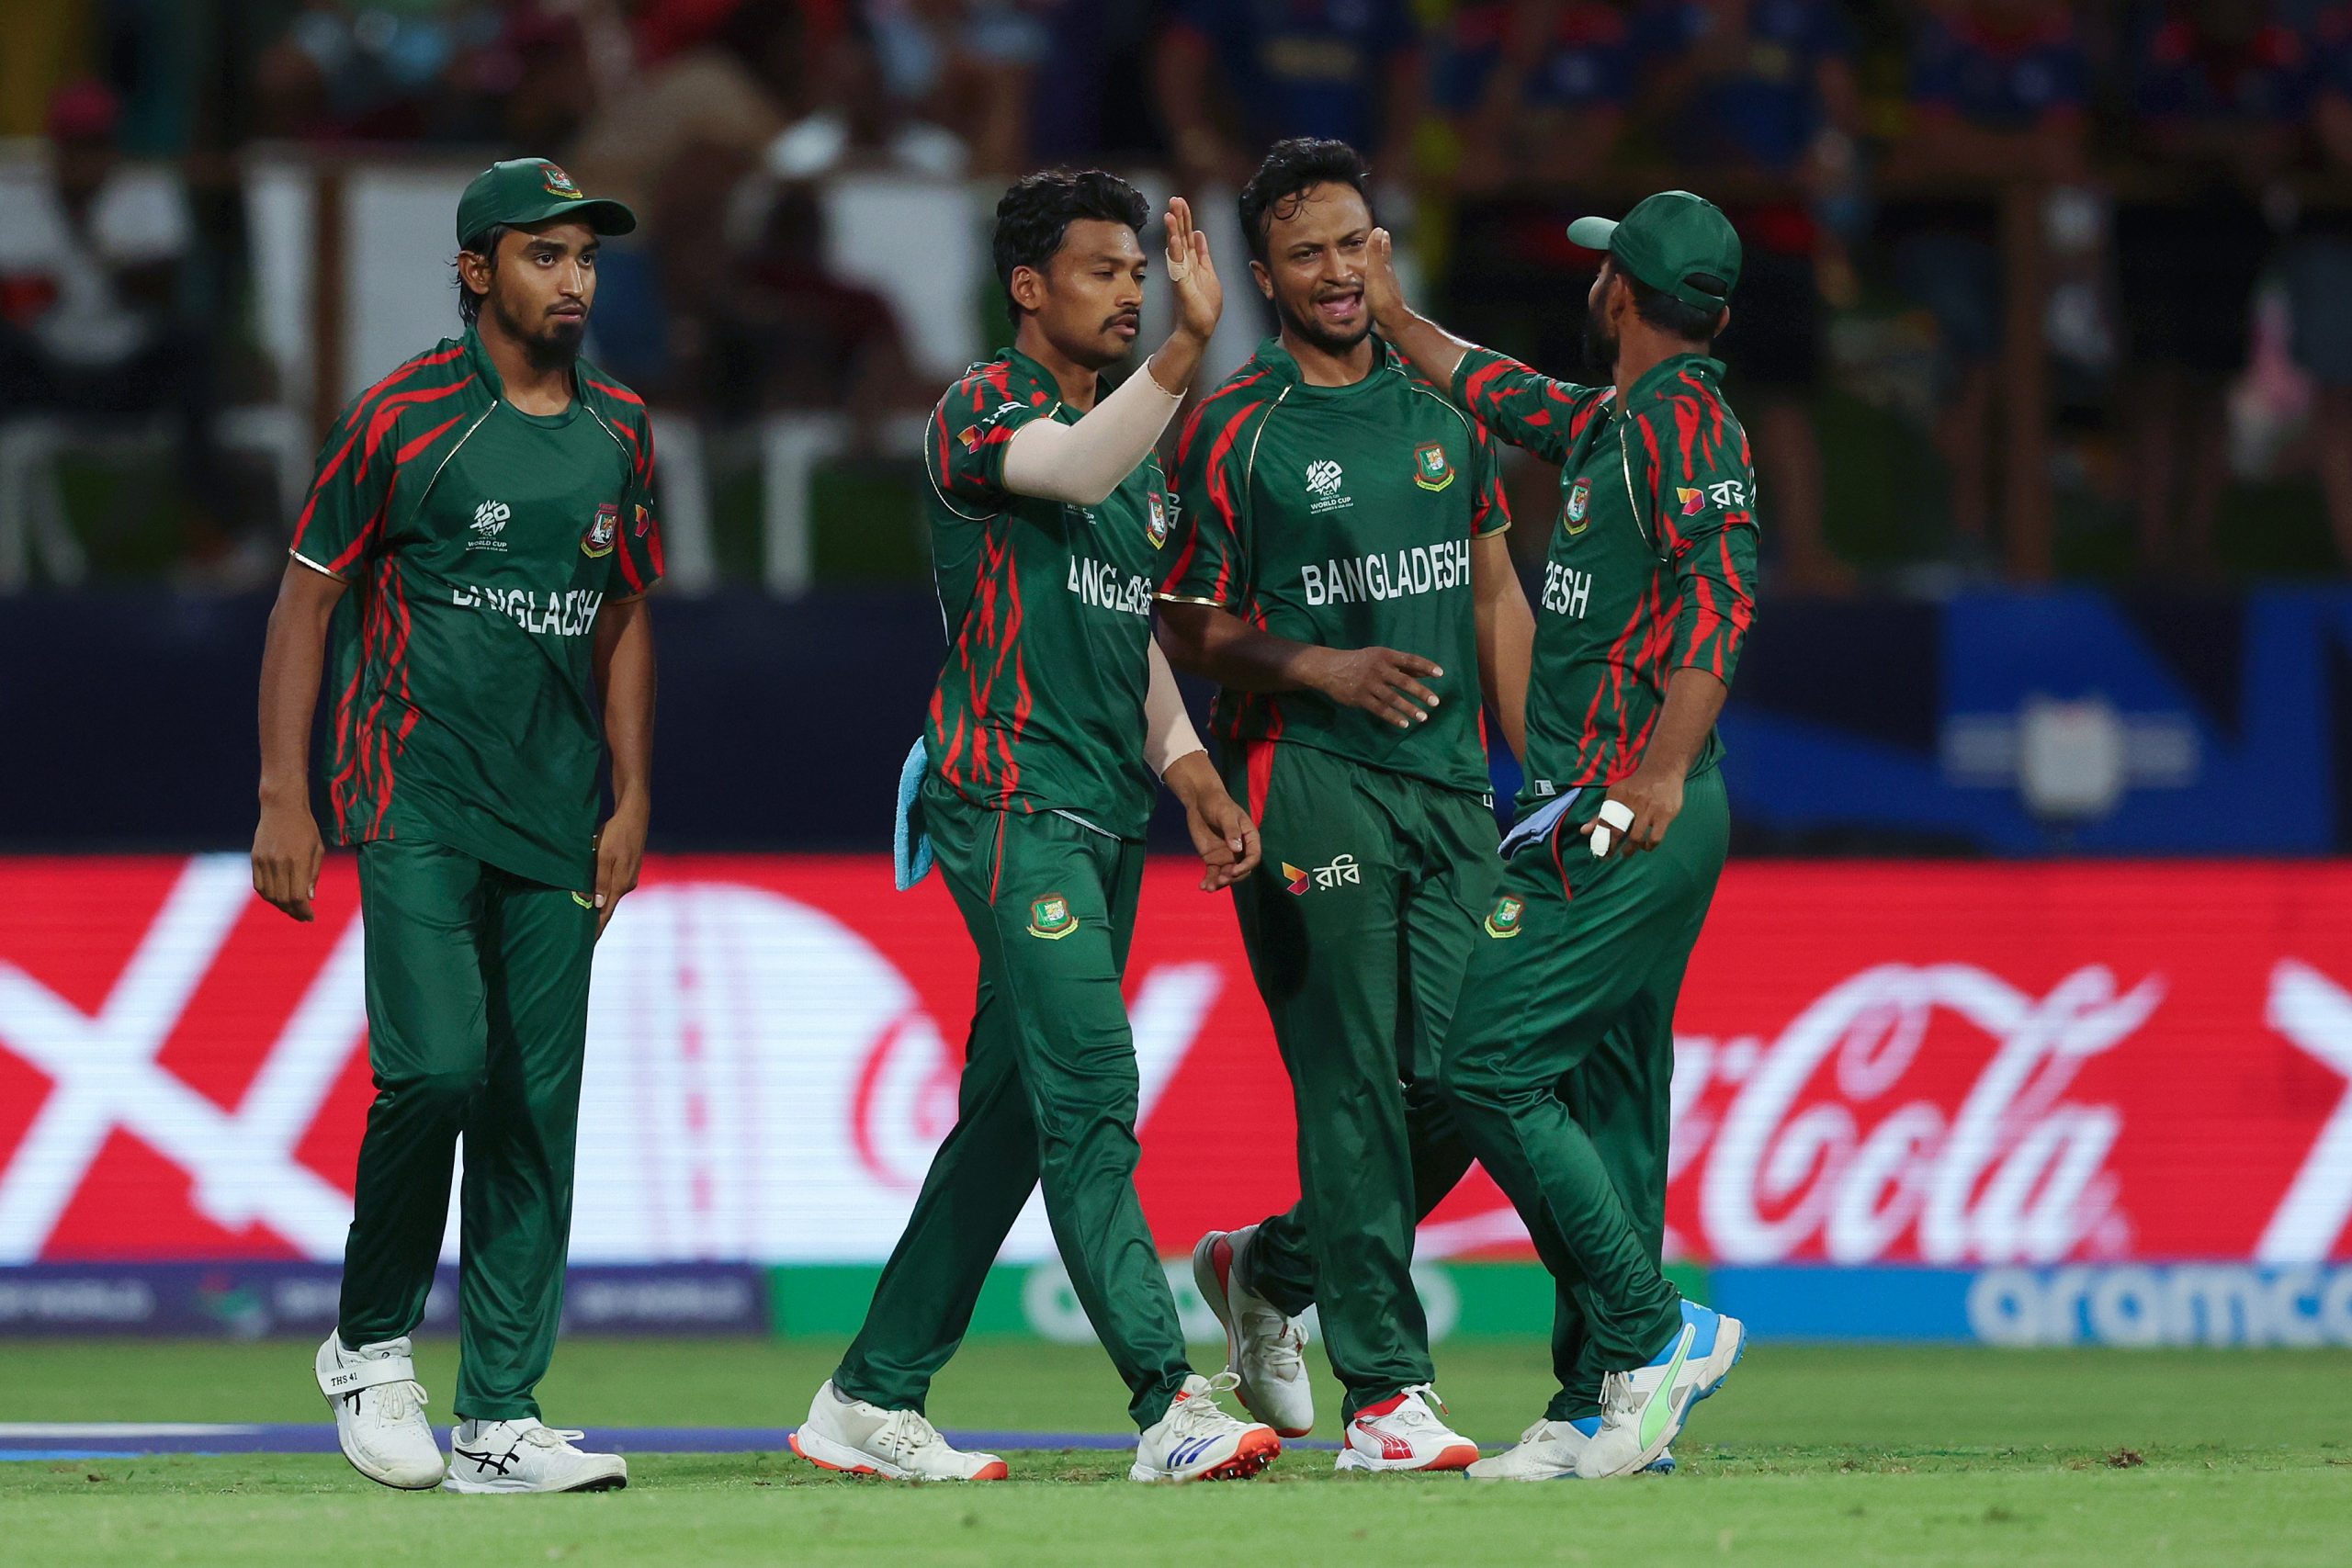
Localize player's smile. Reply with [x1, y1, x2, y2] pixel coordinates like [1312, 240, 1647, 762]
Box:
[1312, 287, 1364, 331]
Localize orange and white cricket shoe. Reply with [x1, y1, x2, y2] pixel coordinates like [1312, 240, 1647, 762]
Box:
[1335, 1384, 1478, 1473]
[1129, 1373, 1283, 1483]
[1192, 1225, 1314, 1437]
[789, 1380, 1009, 1481]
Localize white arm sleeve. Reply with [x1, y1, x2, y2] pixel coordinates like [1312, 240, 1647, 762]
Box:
[998, 363, 1184, 506]
[1143, 637, 1207, 779]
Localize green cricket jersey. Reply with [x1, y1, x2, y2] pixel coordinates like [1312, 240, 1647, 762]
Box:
[289, 327, 664, 890]
[1451, 348, 1758, 815]
[922, 347, 1167, 841]
[1159, 337, 1510, 797]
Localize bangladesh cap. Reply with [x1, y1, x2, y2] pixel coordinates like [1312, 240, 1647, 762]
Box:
[455, 158, 636, 249]
[1566, 190, 1741, 313]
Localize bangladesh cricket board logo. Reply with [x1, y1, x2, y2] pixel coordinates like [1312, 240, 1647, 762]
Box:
[1147, 490, 1170, 549]
[541, 163, 583, 199]
[1412, 442, 1454, 493]
[582, 502, 619, 558]
[1485, 894, 1526, 939]
[1564, 477, 1592, 535]
[1027, 893, 1079, 940]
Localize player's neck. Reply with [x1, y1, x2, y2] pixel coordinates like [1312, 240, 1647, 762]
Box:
[1282, 328, 1376, 389]
[477, 318, 577, 416]
[1015, 326, 1103, 413]
[1611, 328, 1701, 403]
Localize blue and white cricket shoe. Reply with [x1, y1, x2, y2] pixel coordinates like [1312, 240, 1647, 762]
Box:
[1464, 1416, 1674, 1481]
[1575, 1301, 1743, 1480]
[1130, 1372, 1282, 1483]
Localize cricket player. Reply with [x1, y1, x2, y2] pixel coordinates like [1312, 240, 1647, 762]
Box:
[251, 158, 659, 1494]
[1157, 139, 1533, 1471]
[788, 171, 1282, 1485]
[1364, 190, 1756, 1480]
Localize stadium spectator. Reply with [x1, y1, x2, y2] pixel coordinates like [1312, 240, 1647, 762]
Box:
[1883, 0, 2090, 571]
[2290, 4, 2352, 572]
[0, 79, 238, 573]
[568, 1, 797, 220]
[1445, 0, 1634, 195]
[2113, 1, 2306, 579]
[864, 0, 1054, 176]
[766, 16, 968, 179]
[1154, 0, 1425, 190]
[1633, 0, 1862, 592]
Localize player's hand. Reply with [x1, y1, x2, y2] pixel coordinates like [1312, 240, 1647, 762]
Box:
[1584, 764, 1682, 858]
[252, 799, 324, 922]
[1305, 644, 1443, 728]
[1365, 228, 1411, 333]
[1166, 752, 1261, 891]
[592, 798, 649, 939]
[1164, 197, 1222, 344]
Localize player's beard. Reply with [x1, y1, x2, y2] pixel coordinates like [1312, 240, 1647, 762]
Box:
[492, 292, 587, 374]
[1580, 292, 1618, 378]
[1275, 290, 1372, 360]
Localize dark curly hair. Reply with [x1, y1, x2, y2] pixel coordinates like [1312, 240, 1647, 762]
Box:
[454, 223, 511, 326]
[1238, 139, 1372, 265]
[992, 169, 1149, 323]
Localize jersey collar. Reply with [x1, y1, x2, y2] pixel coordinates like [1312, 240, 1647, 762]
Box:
[1619, 351, 1725, 409]
[461, 323, 585, 412]
[1251, 333, 1405, 389]
[999, 344, 1108, 417]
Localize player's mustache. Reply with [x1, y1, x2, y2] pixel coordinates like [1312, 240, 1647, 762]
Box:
[1104, 310, 1140, 331]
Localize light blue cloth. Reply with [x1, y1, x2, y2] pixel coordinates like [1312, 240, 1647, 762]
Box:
[893, 736, 935, 890]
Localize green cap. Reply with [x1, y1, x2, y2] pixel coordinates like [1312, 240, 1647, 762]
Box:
[1566, 190, 1741, 314]
[455, 158, 636, 249]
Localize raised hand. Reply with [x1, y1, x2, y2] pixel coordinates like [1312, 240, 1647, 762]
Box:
[1164, 197, 1223, 344]
[1365, 227, 1410, 333]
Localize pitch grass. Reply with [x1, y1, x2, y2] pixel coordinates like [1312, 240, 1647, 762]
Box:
[6, 1339, 2349, 1567]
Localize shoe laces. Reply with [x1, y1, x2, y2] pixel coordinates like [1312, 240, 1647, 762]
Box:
[1170, 1373, 1251, 1437]
[1600, 1371, 1637, 1420]
[1239, 1303, 1306, 1376]
[362, 1381, 425, 1424]
[872, 1408, 946, 1463]
[520, 1426, 586, 1450]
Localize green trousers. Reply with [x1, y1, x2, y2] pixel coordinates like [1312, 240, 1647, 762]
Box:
[1440, 767, 1730, 1421]
[1219, 740, 1500, 1417]
[834, 784, 1192, 1430]
[341, 838, 596, 1422]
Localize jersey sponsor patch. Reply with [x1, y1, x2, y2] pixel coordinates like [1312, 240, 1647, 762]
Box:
[1676, 486, 1708, 517]
[956, 424, 983, 454]
[1485, 894, 1527, 939]
[1412, 441, 1455, 493]
[582, 502, 619, 558]
[1281, 863, 1311, 896]
[1565, 476, 1591, 533]
[633, 502, 652, 538]
[1026, 893, 1078, 940]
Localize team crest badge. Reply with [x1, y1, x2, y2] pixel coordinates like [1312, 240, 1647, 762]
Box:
[541, 164, 583, 199]
[1027, 893, 1079, 939]
[1565, 477, 1591, 534]
[1147, 490, 1170, 548]
[1484, 894, 1526, 939]
[1412, 442, 1455, 493]
[582, 502, 619, 557]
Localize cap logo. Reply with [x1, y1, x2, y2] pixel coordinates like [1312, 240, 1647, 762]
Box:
[541, 164, 583, 199]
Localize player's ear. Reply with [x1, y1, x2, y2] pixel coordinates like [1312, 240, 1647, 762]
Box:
[1250, 259, 1272, 302]
[1009, 263, 1046, 317]
[1711, 305, 1730, 342]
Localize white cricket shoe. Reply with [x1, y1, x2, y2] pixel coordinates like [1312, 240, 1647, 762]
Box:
[314, 1333, 443, 1490]
[1130, 1372, 1283, 1483]
[788, 1381, 1009, 1481]
[1192, 1226, 1313, 1437]
[1466, 1416, 1676, 1481]
[441, 1418, 628, 1494]
[1576, 1302, 1744, 1480]
[1335, 1383, 1477, 1472]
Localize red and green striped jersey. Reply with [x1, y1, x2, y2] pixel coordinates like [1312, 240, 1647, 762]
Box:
[1159, 337, 1510, 797]
[922, 346, 1166, 841]
[1451, 347, 1758, 814]
[288, 327, 664, 890]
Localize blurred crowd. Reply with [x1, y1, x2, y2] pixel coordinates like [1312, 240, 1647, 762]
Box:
[7, 0, 2352, 588]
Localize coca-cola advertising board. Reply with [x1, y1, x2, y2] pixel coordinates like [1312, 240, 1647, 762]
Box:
[3, 856, 2349, 1284]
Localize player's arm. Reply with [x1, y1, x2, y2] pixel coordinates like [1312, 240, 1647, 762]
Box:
[1143, 639, 1261, 891]
[1588, 405, 1759, 856]
[253, 559, 346, 922]
[1472, 534, 1532, 765]
[592, 592, 655, 937]
[1155, 604, 1446, 730]
[994, 198, 1222, 507]
[1362, 228, 1592, 465]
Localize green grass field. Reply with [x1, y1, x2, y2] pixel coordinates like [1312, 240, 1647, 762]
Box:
[6, 1337, 2348, 1566]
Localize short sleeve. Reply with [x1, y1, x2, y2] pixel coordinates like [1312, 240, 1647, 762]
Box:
[1452, 347, 1609, 467]
[1159, 392, 1253, 606]
[288, 388, 398, 580]
[614, 411, 665, 597]
[1634, 398, 1759, 687]
[926, 367, 1050, 513]
[1467, 415, 1512, 537]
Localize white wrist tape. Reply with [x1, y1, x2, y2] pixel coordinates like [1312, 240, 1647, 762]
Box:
[1589, 798, 1634, 858]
